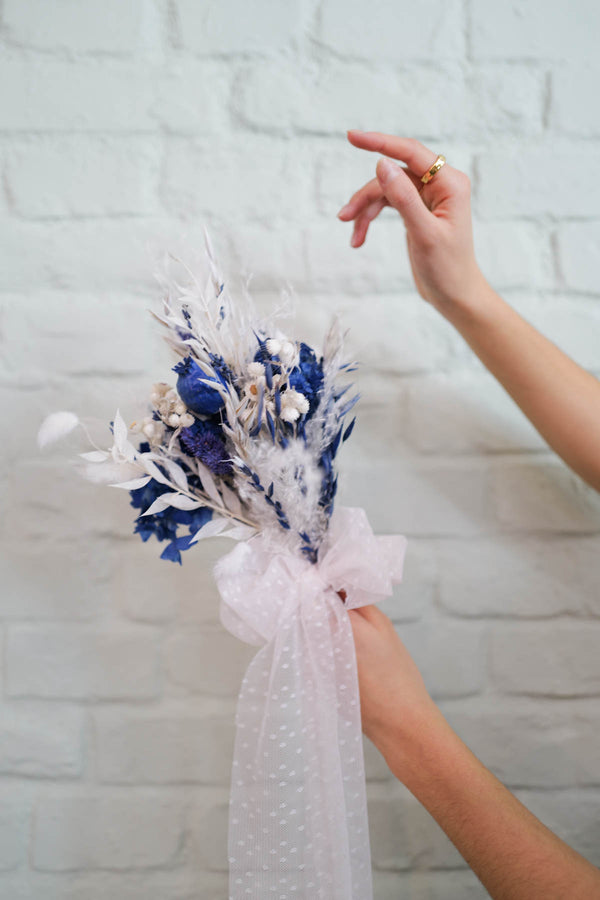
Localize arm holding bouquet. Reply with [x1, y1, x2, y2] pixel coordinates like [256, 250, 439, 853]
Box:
[338, 130, 600, 492]
[348, 605, 600, 899]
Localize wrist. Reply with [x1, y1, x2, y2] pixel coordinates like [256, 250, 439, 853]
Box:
[431, 266, 494, 326]
[372, 698, 452, 786]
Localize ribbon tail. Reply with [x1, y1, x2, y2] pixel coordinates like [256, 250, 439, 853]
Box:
[227, 588, 373, 900]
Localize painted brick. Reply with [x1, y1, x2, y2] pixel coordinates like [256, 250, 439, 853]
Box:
[3, 0, 159, 53]
[341, 458, 491, 536]
[187, 795, 229, 872]
[490, 623, 600, 696]
[379, 539, 436, 623]
[490, 459, 600, 533]
[0, 788, 31, 871]
[438, 536, 600, 619]
[556, 222, 600, 294]
[0, 703, 84, 778]
[0, 57, 156, 131]
[466, 65, 545, 136]
[319, 0, 465, 61]
[474, 221, 549, 291]
[470, 0, 600, 60]
[442, 698, 600, 788]
[174, 0, 308, 54]
[551, 64, 600, 136]
[399, 621, 485, 699]
[292, 64, 469, 138]
[405, 370, 546, 454]
[164, 627, 255, 696]
[5, 137, 160, 218]
[111, 538, 221, 624]
[0, 539, 112, 620]
[2, 459, 136, 543]
[476, 146, 600, 219]
[0, 291, 160, 378]
[7, 625, 160, 700]
[152, 60, 231, 134]
[32, 792, 185, 870]
[95, 709, 235, 784]
[162, 137, 312, 222]
[0, 219, 234, 293]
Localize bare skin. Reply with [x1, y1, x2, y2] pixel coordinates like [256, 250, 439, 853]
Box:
[338, 130, 600, 492]
[348, 604, 600, 900]
[339, 131, 600, 897]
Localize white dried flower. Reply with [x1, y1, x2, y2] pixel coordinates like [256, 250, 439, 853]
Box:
[279, 341, 296, 365]
[131, 415, 166, 446]
[247, 361, 265, 378]
[280, 389, 309, 422]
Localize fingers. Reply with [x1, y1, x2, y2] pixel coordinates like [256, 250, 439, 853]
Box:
[350, 196, 388, 247]
[347, 130, 441, 179]
[338, 169, 423, 221]
[337, 177, 383, 221]
[375, 156, 433, 235]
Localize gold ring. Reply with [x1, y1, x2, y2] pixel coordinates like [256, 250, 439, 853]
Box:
[420, 154, 446, 184]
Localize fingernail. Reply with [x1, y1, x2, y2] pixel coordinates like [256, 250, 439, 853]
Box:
[347, 129, 365, 135]
[350, 231, 360, 247]
[376, 156, 399, 186]
[337, 203, 351, 218]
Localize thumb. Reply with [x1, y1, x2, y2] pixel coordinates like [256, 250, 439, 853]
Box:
[376, 157, 431, 236]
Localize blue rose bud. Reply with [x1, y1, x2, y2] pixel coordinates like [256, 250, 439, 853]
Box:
[172, 356, 225, 416]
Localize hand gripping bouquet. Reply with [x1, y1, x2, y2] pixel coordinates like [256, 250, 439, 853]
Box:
[38, 232, 407, 899]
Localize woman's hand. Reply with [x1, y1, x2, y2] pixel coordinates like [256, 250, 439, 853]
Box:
[338, 130, 485, 312]
[348, 604, 441, 775]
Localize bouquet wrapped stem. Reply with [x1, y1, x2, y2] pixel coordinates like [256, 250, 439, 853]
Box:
[38, 231, 407, 898]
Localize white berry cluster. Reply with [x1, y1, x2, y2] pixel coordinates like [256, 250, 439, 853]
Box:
[132, 382, 195, 445]
[243, 356, 309, 425]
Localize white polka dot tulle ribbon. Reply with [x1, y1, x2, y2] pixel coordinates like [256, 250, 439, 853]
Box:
[214, 506, 407, 900]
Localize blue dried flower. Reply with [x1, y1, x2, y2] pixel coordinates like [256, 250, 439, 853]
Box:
[179, 419, 232, 475]
[289, 343, 324, 420]
[129, 467, 213, 564]
[173, 356, 225, 416]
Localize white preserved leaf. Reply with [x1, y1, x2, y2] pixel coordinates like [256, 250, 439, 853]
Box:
[79, 450, 109, 462]
[109, 475, 152, 490]
[113, 409, 128, 451]
[141, 491, 203, 516]
[219, 481, 243, 516]
[140, 493, 178, 517]
[82, 461, 143, 484]
[37, 411, 80, 449]
[220, 523, 257, 541]
[138, 458, 172, 487]
[189, 516, 229, 544]
[196, 460, 221, 505]
[158, 457, 189, 493]
[166, 494, 203, 510]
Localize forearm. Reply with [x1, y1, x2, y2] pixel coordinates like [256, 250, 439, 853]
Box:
[376, 706, 600, 899]
[437, 274, 600, 491]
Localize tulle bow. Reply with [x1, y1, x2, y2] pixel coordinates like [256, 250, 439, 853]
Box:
[214, 506, 407, 900]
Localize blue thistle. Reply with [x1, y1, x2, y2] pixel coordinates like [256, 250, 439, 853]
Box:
[173, 356, 226, 416]
[179, 419, 232, 475]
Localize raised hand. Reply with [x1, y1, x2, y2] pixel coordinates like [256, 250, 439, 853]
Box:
[338, 130, 484, 311]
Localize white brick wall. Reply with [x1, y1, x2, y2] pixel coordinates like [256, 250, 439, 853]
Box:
[2, 1, 600, 897]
